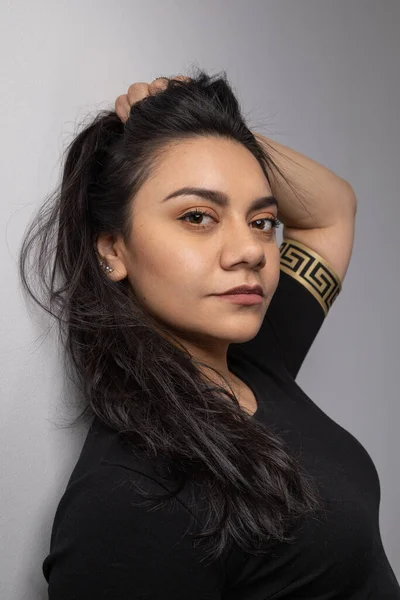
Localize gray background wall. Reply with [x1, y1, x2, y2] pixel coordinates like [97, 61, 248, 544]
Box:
[1, 1, 399, 598]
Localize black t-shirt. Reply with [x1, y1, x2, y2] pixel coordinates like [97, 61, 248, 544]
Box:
[42, 239, 400, 599]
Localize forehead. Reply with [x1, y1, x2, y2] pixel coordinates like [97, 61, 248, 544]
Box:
[143, 136, 270, 197]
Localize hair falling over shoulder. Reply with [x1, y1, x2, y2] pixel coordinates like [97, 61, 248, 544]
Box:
[19, 66, 324, 564]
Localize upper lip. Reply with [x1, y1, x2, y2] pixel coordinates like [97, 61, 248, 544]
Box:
[216, 284, 264, 297]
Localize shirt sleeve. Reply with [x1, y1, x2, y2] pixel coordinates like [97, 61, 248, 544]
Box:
[43, 464, 224, 599]
[228, 238, 343, 380]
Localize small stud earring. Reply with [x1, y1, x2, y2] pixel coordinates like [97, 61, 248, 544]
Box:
[99, 259, 114, 273]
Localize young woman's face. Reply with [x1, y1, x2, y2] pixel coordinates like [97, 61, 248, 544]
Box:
[114, 136, 281, 348]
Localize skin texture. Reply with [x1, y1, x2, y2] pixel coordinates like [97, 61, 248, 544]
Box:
[96, 136, 281, 395]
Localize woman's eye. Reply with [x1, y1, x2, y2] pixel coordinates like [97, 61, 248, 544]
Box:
[179, 210, 281, 233]
[180, 210, 215, 226]
[251, 218, 281, 232]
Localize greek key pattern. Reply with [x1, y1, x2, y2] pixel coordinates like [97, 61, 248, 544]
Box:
[280, 238, 342, 317]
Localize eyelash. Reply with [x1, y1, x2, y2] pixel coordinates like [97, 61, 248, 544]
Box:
[178, 209, 282, 234]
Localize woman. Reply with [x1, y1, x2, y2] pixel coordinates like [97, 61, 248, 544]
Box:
[19, 69, 400, 598]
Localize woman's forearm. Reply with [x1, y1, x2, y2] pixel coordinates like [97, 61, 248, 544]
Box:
[253, 132, 357, 230]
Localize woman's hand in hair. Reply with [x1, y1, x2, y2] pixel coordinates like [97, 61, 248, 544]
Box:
[115, 75, 191, 123]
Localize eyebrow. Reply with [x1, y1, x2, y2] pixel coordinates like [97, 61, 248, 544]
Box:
[162, 186, 278, 212]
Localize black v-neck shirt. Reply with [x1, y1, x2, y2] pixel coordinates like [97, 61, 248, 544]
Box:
[42, 239, 400, 599]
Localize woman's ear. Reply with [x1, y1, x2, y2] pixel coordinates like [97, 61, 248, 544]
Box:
[95, 233, 128, 281]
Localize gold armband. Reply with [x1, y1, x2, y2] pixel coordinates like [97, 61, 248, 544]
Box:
[279, 238, 342, 317]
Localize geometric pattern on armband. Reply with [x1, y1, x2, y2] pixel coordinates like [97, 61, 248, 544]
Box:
[279, 238, 343, 317]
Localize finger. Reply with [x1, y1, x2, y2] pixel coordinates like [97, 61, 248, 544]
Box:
[150, 76, 169, 86]
[117, 76, 192, 123]
[172, 75, 191, 82]
[148, 75, 191, 94]
[148, 77, 169, 95]
[126, 82, 151, 107]
[114, 94, 131, 123]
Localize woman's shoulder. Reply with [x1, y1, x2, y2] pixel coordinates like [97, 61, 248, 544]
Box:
[46, 417, 208, 566]
[66, 416, 182, 493]
[43, 423, 225, 596]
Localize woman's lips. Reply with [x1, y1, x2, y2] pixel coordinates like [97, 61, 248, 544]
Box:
[214, 293, 263, 305]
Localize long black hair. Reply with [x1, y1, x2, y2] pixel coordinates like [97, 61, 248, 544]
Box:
[19, 67, 324, 564]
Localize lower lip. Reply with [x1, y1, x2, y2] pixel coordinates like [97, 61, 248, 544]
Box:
[216, 293, 263, 305]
